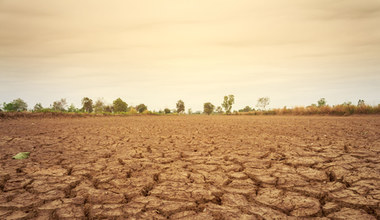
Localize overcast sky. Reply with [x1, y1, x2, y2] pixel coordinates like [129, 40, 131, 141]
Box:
[1, 0, 379, 111]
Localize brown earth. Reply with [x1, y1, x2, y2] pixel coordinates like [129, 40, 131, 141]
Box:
[0, 115, 379, 219]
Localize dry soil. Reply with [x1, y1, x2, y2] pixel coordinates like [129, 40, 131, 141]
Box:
[0, 116, 379, 219]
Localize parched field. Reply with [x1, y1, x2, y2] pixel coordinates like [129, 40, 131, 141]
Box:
[0, 116, 379, 219]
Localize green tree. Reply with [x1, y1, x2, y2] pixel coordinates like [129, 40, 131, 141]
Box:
[33, 103, 43, 112]
[204, 102, 215, 115]
[317, 98, 326, 107]
[81, 97, 93, 113]
[52, 98, 68, 111]
[256, 97, 270, 110]
[113, 98, 128, 112]
[136, 104, 147, 113]
[221, 95, 235, 114]
[164, 108, 171, 114]
[94, 98, 106, 113]
[3, 98, 28, 112]
[176, 100, 185, 113]
[188, 108, 192, 115]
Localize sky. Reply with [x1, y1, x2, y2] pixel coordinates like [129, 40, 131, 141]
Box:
[1, 0, 380, 111]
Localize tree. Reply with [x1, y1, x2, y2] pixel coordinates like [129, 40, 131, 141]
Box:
[188, 108, 192, 115]
[215, 106, 224, 114]
[33, 103, 43, 112]
[221, 95, 235, 114]
[3, 98, 28, 112]
[164, 108, 171, 114]
[68, 104, 78, 112]
[176, 100, 185, 113]
[239, 106, 252, 112]
[357, 99, 365, 106]
[113, 98, 128, 112]
[81, 97, 93, 113]
[104, 105, 113, 113]
[256, 97, 270, 110]
[94, 98, 106, 113]
[3, 102, 13, 112]
[317, 98, 326, 107]
[204, 102, 215, 115]
[52, 98, 68, 111]
[136, 104, 147, 113]
[129, 107, 138, 114]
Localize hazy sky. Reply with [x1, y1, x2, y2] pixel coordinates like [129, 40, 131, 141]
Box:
[1, 0, 379, 111]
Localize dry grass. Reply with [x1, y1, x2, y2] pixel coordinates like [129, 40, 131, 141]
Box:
[239, 104, 380, 116]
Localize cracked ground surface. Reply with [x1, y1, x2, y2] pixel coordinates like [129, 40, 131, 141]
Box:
[0, 115, 379, 219]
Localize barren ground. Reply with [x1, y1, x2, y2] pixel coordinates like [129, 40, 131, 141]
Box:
[0, 116, 379, 219]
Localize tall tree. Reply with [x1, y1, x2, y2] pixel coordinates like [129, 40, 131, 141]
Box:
[221, 95, 235, 114]
[113, 98, 128, 112]
[176, 100, 185, 113]
[81, 97, 93, 113]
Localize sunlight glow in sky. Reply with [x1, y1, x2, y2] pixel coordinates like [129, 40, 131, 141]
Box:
[1, 0, 380, 111]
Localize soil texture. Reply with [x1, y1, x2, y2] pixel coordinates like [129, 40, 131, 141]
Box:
[0, 116, 379, 219]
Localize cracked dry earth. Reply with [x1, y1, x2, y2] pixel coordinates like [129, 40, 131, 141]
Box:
[0, 116, 380, 220]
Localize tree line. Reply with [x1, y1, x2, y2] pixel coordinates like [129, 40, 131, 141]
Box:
[1, 96, 379, 116]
